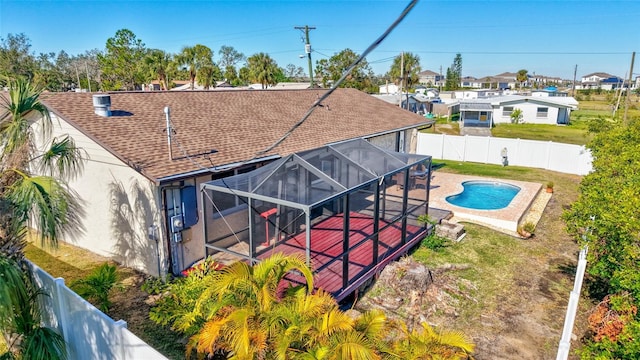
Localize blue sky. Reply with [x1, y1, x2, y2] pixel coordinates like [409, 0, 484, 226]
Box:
[1, 0, 638, 80]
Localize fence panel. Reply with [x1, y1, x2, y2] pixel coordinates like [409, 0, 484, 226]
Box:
[417, 133, 592, 175]
[29, 262, 167, 360]
[463, 136, 490, 163]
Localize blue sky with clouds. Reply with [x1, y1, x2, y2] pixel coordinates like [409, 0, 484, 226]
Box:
[1, 0, 638, 80]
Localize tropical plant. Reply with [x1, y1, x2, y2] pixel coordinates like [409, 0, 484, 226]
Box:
[516, 69, 528, 89]
[383, 321, 475, 359]
[510, 108, 523, 124]
[176, 44, 214, 90]
[0, 77, 81, 360]
[150, 253, 475, 359]
[388, 52, 421, 90]
[71, 263, 120, 312]
[196, 64, 222, 90]
[144, 49, 173, 90]
[246, 52, 279, 89]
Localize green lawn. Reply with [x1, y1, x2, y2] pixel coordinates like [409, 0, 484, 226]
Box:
[491, 122, 592, 145]
[408, 161, 586, 357]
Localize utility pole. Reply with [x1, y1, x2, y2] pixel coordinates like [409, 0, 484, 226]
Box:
[572, 64, 577, 97]
[439, 65, 443, 92]
[295, 26, 316, 88]
[399, 51, 404, 108]
[85, 62, 92, 92]
[624, 52, 635, 125]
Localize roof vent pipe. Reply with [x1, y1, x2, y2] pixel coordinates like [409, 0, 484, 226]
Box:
[92, 94, 111, 117]
[164, 106, 173, 161]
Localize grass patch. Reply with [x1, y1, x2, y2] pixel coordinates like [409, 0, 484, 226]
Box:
[23, 241, 187, 359]
[491, 122, 592, 145]
[406, 163, 585, 357]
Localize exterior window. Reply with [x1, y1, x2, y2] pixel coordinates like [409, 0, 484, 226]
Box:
[536, 107, 548, 118]
[502, 106, 513, 117]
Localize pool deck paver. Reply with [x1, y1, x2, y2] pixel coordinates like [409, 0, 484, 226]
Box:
[421, 172, 544, 233]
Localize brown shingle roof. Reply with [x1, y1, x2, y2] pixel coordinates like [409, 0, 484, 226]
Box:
[38, 89, 430, 182]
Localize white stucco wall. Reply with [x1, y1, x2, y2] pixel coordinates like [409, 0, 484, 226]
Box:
[494, 102, 563, 125]
[33, 113, 168, 277]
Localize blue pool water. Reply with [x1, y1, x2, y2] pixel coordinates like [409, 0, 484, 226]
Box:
[446, 181, 520, 210]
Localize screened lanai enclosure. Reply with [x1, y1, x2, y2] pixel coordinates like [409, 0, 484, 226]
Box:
[201, 138, 433, 301]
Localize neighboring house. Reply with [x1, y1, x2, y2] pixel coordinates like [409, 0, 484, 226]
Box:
[460, 76, 480, 88]
[458, 95, 578, 127]
[23, 89, 432, 277]
[270, 82, 314, 90]
[453, 89, 502, 99]
[414, 86, 439, 98]
[492, 72, 519, 89]
[600, 77, 626, 91]
[418, 70, 444, 86]
[531, 88, 569, 97]
[580, 72, 617, 89]
[379, 83, 400, 94]
[171, 80, 237, 91]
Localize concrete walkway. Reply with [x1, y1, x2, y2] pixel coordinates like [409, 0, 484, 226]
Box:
[459, 127, 492, 136]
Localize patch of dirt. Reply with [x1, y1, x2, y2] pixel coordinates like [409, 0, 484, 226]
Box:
[107, 272, 186, 359]
[356, 173, 588, 360]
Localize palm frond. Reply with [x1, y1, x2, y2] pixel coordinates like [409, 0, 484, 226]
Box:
[8, 173, 71, 247]
[19, 326, 67, 360]
[37, 135, 86, 180]
[0, 77, 51, 158]
[0, 255, 28, 328]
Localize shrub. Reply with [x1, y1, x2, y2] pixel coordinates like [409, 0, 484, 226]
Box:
[71, 263, 120, 312]
[422, 233, 449, 251]
[546, 181, 554, 189]
[522, 221, 536, 234]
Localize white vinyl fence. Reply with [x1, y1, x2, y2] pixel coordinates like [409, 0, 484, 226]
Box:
[417, 133, 593, 175]
[29, 262, 167, 360]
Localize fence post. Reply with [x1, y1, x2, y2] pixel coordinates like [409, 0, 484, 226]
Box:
[54, 278, 73, 358]
[115, 319, 128, 359]
[485, 136, 491, 164]
[547, 141, 553, 170]
[556, 248, 588, 360]
[463, 135, 467, 161]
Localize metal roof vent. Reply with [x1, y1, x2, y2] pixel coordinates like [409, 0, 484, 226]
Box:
[92, 94, 112, 117]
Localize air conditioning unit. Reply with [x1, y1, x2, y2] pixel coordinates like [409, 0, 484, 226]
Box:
[170, 215, 184, 233]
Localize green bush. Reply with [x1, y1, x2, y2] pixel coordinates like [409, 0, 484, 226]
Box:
[71, 263, 120, 312]
[522, 221, 536, 234]
[422, 233, 449, 251]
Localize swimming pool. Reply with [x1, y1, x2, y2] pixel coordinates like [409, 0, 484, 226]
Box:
[446, 180, 521, 210]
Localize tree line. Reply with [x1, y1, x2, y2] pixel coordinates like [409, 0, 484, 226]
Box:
[0, 29, 472, 93]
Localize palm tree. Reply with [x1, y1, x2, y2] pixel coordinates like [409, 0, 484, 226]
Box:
[197, 64, 222, 90]
[144, 49, 172, 90]
[516, 69, 528, 90]
[247, 53, 279, 89]
[1, 77, 84, 360]
[384, 321, 475, 360]
[186, 253, 314, 358]
[389, 52, 422, 91]
[175, 45, 214, 90]
[1, 77, 83, 253]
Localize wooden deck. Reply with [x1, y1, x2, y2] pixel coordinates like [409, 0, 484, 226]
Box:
[256, 212, 426, 301]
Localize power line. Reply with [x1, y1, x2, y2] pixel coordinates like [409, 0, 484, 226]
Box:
[256, 0, 418, 157]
